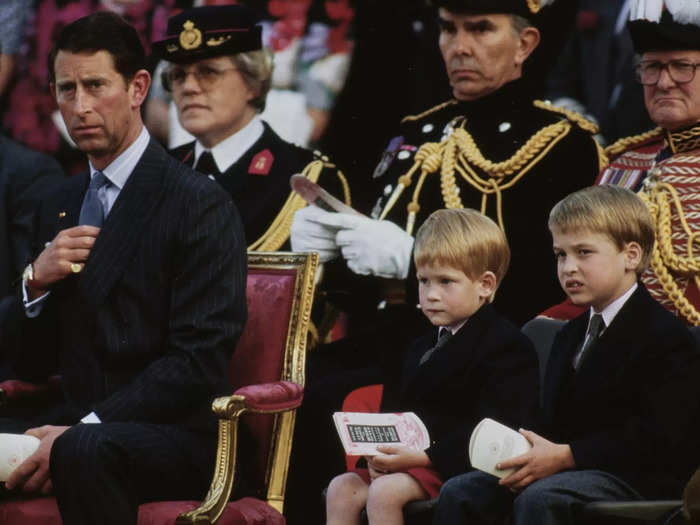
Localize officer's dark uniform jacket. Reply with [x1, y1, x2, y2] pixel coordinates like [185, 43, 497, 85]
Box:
[370, 78, 605, 325]
[171, 121, 351, 251]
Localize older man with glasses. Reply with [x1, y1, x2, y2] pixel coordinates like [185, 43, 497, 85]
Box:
[544, 0, 700, 325]
[152, 4, 350, 251]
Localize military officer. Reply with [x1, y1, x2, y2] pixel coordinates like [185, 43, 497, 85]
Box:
[543, 0, 700, 326]
[152, 4, 351, 251]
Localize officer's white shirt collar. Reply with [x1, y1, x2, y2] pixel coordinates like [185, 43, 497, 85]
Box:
[88, 126, 150, 190]
[194, 115, 264, 173]
[590, 281, 638, 332]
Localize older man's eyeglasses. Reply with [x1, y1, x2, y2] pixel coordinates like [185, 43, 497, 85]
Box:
[162, 64, 237, 91]
[635, 60, 700, 85]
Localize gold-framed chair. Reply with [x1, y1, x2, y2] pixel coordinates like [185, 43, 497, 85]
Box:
[0, 251, 319, 525]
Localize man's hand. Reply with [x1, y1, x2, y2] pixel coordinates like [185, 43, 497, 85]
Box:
[5, 425, 70, 495]
[368, 445, 431, 473]
[29, 226, 100, 297]
[290, 205, 340, 263]
[498, 429, 575, 491]
[332, 215, 414, 279]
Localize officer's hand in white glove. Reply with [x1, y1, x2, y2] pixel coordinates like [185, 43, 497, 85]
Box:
[324, 214, 414, 279]
[290, 205, 341, 263]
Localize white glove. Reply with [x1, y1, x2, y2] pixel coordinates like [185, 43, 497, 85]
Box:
[290, 205, 340, 262]
[326, 214, 415, 279]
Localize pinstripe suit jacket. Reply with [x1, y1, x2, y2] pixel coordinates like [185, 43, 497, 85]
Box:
[10, 139, 247, 431]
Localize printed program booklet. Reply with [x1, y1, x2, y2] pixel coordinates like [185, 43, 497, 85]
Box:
[468, 418, 532, 478]
[0, 434, 40, 481]
[332, 411, 430, 456]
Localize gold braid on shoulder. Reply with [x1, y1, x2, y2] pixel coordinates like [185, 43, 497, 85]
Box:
[533, 100, 600, 134]
[639, 175, 700, 325]
[533, 100, 611, 170]
[379, 120, 571, 234]
[248, 160, 351, 251]
[401, 100, 458, 123]
[605, 128, 663, 158]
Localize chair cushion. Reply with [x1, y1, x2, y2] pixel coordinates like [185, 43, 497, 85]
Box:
[137, 497, 285, 525]
[0, 497, 61, 525]
[0, 497, 286, 525]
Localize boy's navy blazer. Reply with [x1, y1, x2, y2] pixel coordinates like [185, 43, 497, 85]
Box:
[380, 303, 539, 480]
[542, 284, 700, 499]
[10, 139, 247, 432]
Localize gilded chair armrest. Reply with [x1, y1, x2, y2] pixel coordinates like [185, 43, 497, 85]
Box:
[232, 381, 303, 413]
[176, 381, 303, 524]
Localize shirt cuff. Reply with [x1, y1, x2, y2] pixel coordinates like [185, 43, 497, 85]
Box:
[80, 412, 101, 424]
[22, 280, 49, 318]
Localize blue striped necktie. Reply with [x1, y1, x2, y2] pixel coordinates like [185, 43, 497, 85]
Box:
[79, 171, 110, 227]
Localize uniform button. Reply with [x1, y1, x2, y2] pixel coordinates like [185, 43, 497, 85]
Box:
[422, 123, 434, 133]
[498, 122, 512, 133]
[398, 150, 411, 160]
[384, 184, 393, 195]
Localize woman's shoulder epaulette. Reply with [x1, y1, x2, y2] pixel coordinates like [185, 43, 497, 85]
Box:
[532, 100, 599, 134]
[401, 100, 458, 124]
[604, 128, 664, 157]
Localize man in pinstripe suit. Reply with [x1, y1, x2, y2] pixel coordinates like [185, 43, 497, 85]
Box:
[1, 12, 247, 525]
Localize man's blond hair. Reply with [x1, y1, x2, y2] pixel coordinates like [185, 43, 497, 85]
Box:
[548, 185, 655, 274]
[414, 208, 510, 287]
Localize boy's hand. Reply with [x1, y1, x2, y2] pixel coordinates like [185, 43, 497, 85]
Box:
[497, 429, 575, 491]
[369, 445, 431, 473]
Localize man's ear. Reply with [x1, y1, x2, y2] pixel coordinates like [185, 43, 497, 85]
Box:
[478, 271, 498, 300]
[514, 26, 540, 67]
[128, 69, 151, 109]
[624, 241, 643, 271]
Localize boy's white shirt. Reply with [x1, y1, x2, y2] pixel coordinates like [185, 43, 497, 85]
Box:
[573, 282, 638, 368]
[591, 281, 638, 328]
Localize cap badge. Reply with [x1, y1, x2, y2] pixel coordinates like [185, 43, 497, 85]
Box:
[207, 35, 232, 47]
[526, 0, 555, 14]
[180, 20, 203, 50]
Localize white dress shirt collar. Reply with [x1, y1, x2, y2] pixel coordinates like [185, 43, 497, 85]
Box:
[88, 126, 150, 189]
[590, 281, 638, 332]
[193, 115, 264, 173]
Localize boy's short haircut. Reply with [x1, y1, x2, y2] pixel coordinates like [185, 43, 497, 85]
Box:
[548, 185, 655, 273]
[414, 208, 510, 286]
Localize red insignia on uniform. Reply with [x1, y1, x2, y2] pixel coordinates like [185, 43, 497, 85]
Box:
[249, 149, 274, 175]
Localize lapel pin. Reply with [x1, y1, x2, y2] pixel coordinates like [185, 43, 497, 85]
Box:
[59, 212, 66, 218]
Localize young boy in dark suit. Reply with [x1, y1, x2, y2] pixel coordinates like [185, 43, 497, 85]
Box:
[325, 208, 539, 525]
[434, 185, 700, 525]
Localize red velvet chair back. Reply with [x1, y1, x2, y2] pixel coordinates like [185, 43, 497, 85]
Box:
[230, 254, 313, 493]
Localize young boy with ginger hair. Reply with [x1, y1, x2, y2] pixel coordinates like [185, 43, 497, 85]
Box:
[433, 186, 700, 525]
[325, 208, 539, 525]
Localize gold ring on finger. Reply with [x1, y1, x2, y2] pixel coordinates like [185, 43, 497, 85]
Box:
[70, 263, 82, 273]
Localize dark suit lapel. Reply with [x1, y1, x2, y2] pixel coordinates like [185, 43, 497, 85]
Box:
[402, 305, 493, 399]
[77, 139, 167, 309]
[541, 314, 587, 425]
[55, 172, 89, 232]
[574, 285, 647, 382]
